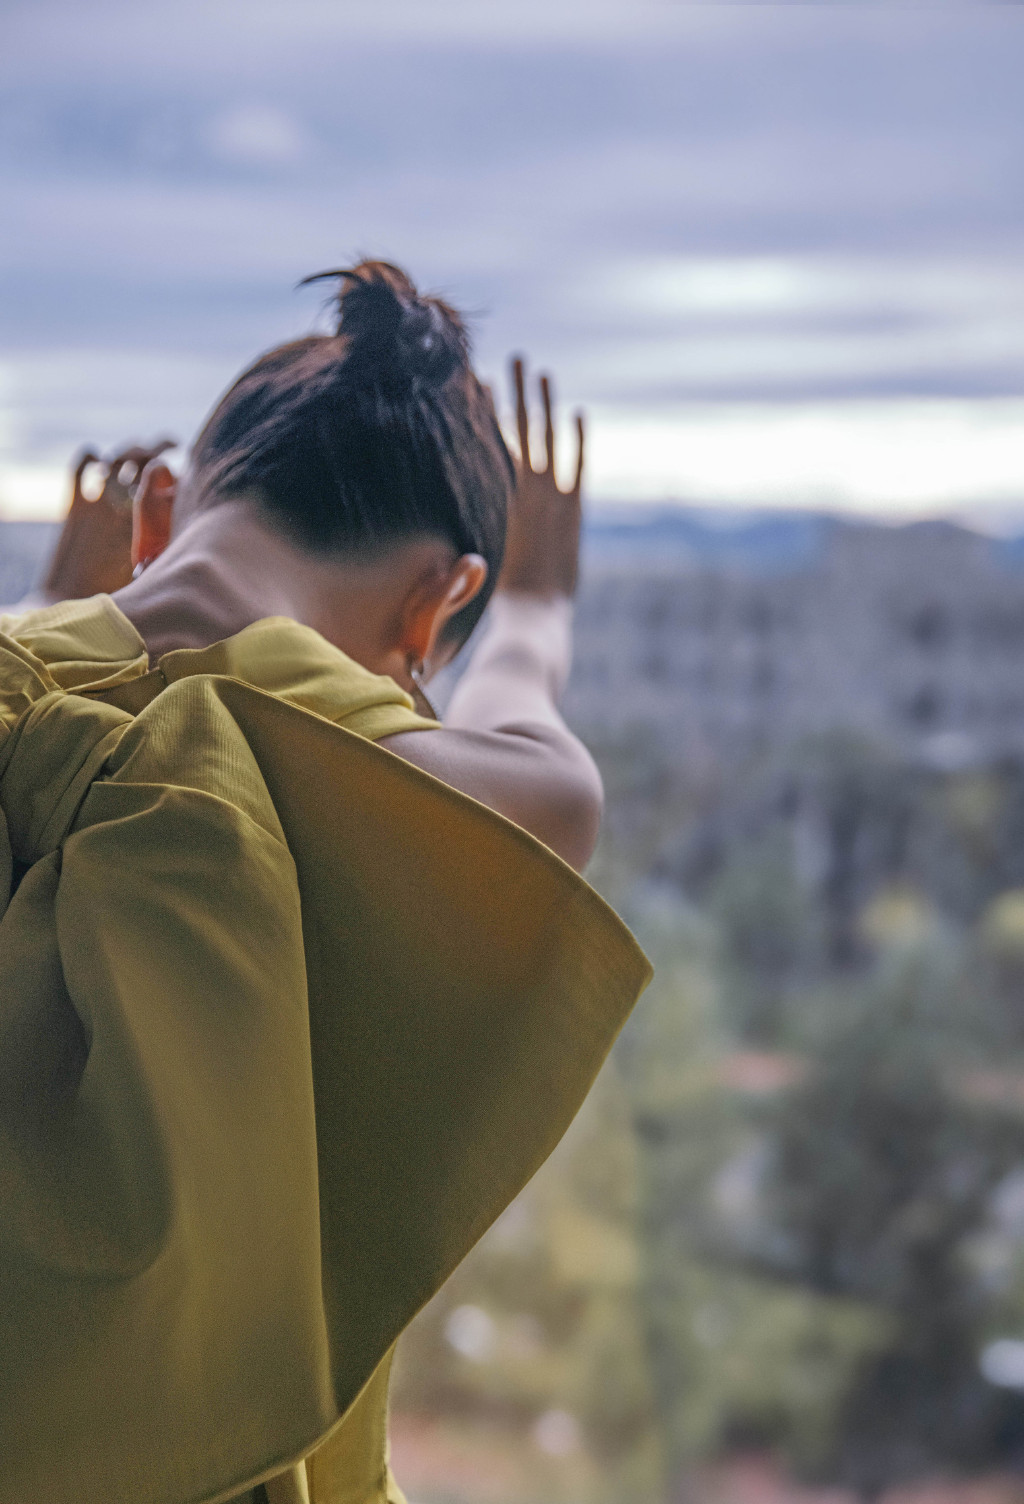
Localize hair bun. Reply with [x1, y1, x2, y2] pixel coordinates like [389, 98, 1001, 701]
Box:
[300, 261, 467, 390]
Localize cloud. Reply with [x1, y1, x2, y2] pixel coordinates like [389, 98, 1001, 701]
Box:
[0, 349, 238, 519]
[585, 398, 1024, 515]
[1, 348, 235, 440]
[8, 393, 1024, 523]
[205, 104, 310, 168]
[2, 0, 747, 80]
[541, 255, 1024, 401]
[584, 257, 1024, 325]
[3, 1, 1024, 516]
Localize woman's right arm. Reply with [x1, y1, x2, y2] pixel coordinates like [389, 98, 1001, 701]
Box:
[379, 363, 603, 873]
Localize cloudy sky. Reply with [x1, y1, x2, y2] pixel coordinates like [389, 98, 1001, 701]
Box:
[2, 0, 1023, 521]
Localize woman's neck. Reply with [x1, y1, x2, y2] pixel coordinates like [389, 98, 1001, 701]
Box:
[112, 498, 418, 670]
[112, 502, 312, 660]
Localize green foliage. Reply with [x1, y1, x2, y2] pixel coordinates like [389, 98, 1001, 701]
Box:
[593, 734, 1024, 1497]
[704, 831, 819, 1043]
[394, 733, 1024, 1502]
[392, 1061, 663, 1504]
[643, 1262, 891, 1477]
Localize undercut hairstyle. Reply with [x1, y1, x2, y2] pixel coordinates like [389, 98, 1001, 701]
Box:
[189, 260, 514, 648]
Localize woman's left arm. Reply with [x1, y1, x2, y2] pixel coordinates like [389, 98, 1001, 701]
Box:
[381, 363, 602, 873]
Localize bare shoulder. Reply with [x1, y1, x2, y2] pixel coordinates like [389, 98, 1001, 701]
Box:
[378, 723, 603, 873]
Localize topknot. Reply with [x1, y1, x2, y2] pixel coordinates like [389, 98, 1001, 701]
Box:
[191, 255, 513, 648]
[300, 261, 468, 391]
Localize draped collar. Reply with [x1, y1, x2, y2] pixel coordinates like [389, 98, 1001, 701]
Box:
[0, 594, 428, 725]
[0, 594, 435, 876]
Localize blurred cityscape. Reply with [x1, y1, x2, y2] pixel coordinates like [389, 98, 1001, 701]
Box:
[569, 511, 1024, 768]
[10, 514, 1024, 1504]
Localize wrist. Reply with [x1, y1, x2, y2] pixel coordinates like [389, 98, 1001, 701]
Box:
[491, 588, 574, 619]
[479, 591, 574, 701]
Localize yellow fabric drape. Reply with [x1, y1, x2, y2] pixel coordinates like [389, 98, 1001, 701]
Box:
[0, 596, 651, 1504]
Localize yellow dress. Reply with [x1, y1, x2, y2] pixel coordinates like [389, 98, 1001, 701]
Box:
[0, 596, 651, 1504]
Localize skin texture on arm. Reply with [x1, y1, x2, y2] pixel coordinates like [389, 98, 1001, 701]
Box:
[380, 363, 603, 872]
[380, 597, 603, 872]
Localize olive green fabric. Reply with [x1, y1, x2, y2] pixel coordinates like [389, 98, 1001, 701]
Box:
[300, 1349, 405, 1504]
[0, 596, 651, 1504]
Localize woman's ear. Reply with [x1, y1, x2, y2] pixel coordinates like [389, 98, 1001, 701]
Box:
[400, 554, 488, 670]
[131, 462, 177, 569]
[438, 554, 488, 630]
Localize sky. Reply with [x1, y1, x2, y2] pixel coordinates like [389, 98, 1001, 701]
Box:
[2, 0, 1023, 522]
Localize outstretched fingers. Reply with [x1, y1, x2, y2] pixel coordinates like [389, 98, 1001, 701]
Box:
[509, 353, 584, 500]
[541, 375, 555, 476]
[70, 449, 100, 508]
[106, 439, 175, 468]
[513, 357, 531, 472]
[105, 438, 177, 496]
[572, 413, 585, 500]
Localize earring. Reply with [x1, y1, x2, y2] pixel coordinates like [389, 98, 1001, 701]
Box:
[406, 654, 438, 720]
[131, 557, 155, 581]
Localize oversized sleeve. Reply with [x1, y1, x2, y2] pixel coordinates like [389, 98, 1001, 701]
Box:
[0, 675, 338, 1504]
[0, 661, 651, 1504]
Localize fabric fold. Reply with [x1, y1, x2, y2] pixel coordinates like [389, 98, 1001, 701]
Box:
[0, 599, 651, 1504]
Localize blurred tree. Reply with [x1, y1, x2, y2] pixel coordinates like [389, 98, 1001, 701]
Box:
[389, 727, 1024, 1503]
[704, 830, 818, 1043]
[751, 938, 1024, 1496]
[391, 1056, 662, 1504]
[977, 888, 1024, 1046]
[613, 780, 1024, 1501]
[622, 903, 891, 1490]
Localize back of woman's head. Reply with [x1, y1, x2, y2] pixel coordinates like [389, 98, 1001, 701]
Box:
[190, 260, 514, 647]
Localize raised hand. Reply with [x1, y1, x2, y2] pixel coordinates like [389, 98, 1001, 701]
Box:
[43, 439, 176, 602]
[498, 358, 584, 601]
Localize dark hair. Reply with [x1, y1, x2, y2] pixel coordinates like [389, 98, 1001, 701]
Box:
[190, 260, 514, 647]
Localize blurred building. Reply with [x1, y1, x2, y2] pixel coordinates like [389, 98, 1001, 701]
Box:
[0, 522, 58, 612]
[7, 511, 1024, 767]
[566, 511, 1024, 769]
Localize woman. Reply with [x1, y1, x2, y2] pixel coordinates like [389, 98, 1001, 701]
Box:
[0, 262, 649, 1504]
